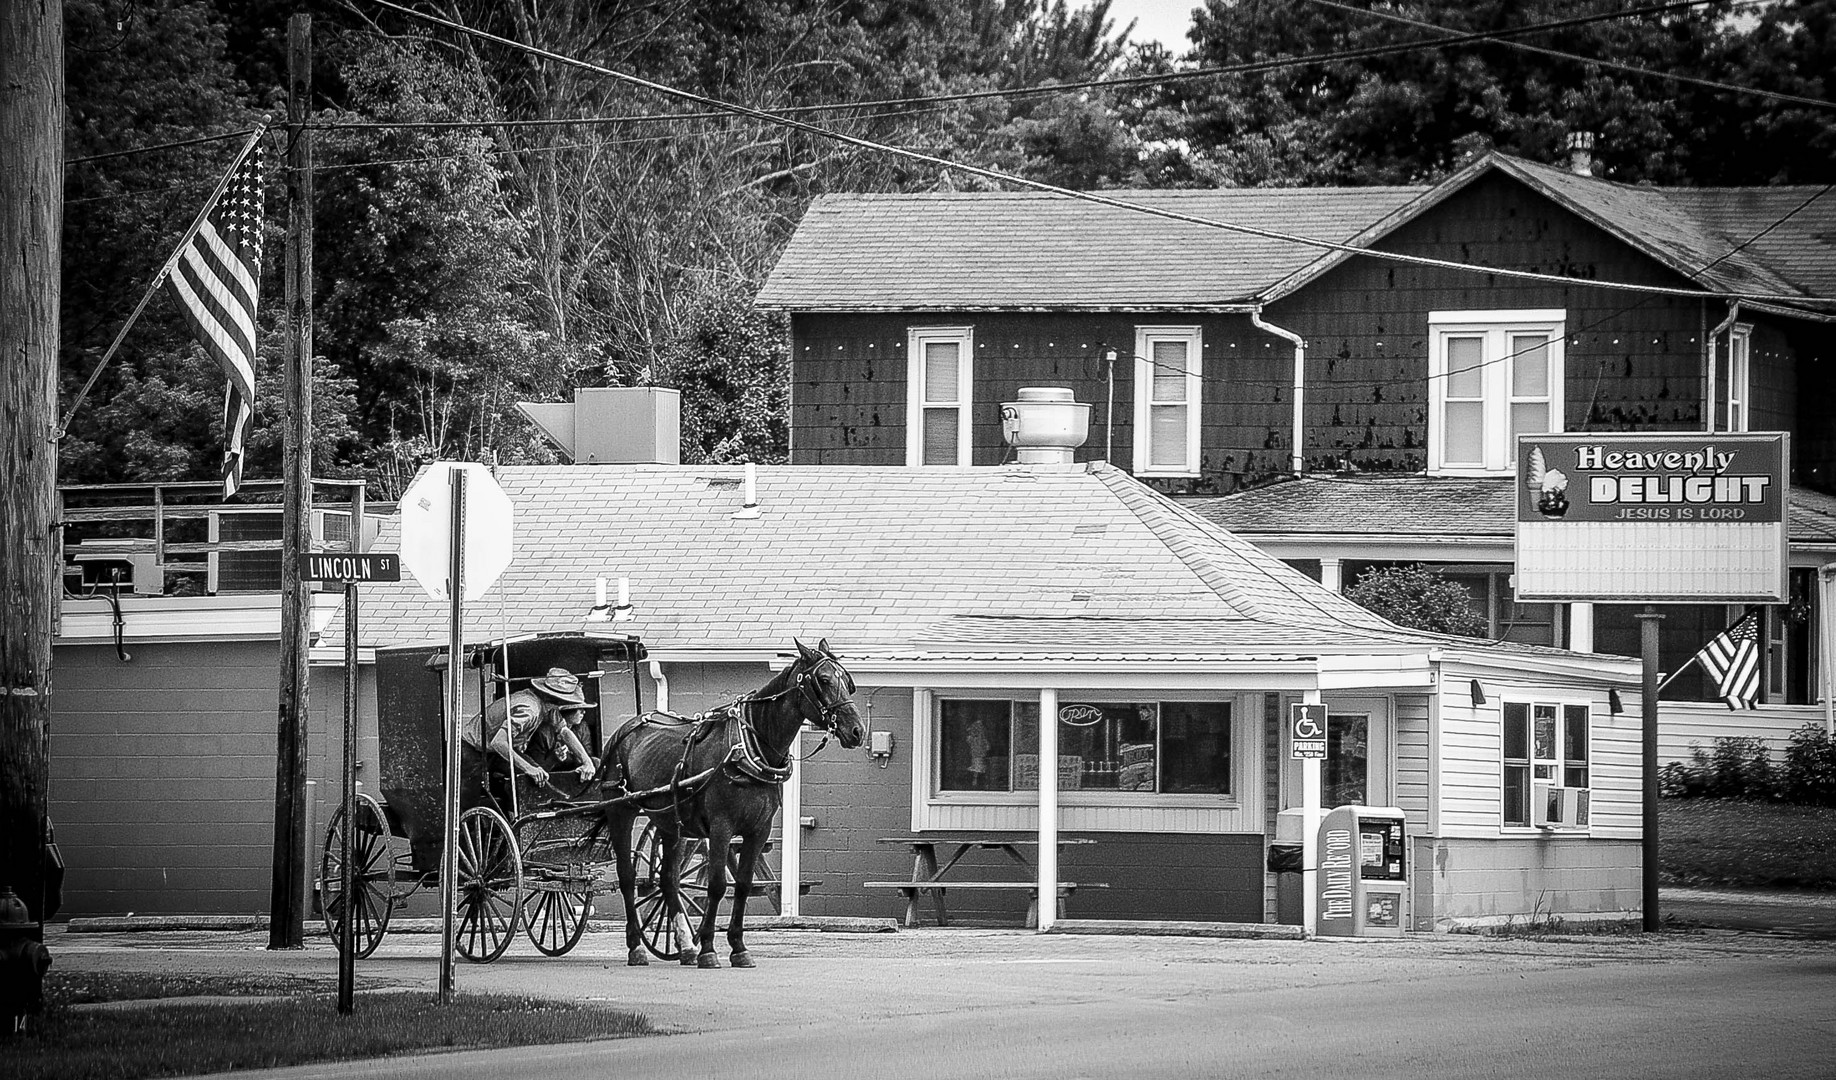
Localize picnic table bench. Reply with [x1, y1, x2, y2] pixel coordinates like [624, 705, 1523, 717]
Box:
[865, 836, 1106, 928]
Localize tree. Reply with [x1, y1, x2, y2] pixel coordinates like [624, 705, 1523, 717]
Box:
[1344, 565, 1488, 637]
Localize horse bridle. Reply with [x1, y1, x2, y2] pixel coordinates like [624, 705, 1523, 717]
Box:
[793, 654, 857, 728]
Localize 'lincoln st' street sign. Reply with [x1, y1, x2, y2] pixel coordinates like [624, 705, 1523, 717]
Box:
[299, 551, 401, 583]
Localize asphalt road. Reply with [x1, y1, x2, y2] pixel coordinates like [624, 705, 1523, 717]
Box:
[49, 917, 1836, 1080]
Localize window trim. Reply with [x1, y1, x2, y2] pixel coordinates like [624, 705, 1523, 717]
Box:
[1726, 323, 1752, 433]
[1500, 696, 1592, 832]
[926, 691, 1240, 809]
[1427, 309, 1566, 475]
[906, 326, 974, 467]
[1132, 326, 1203, 477]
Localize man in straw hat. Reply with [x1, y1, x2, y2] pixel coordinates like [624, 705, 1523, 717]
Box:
[461, 667, 597, 808]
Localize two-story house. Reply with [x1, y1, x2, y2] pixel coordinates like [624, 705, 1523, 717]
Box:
[756, 147, 1836, 759]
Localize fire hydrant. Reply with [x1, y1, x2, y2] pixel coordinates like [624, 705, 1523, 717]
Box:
[0, 886, 51, 1036]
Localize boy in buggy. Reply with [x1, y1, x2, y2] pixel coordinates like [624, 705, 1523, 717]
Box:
[460, 667, 597, 812]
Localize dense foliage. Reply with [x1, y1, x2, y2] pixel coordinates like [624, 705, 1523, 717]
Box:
[59, 0, 1836, 493]
[1343, 564, 1490, 636]
[1661, 726, 1836, 806]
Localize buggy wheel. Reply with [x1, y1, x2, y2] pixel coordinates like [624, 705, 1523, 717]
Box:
[455, 807, 521, 963]
[319, 792, 393, 959]
[522, 887, 591, 956]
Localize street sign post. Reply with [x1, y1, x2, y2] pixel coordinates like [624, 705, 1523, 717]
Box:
[397, 463, 514, 1003]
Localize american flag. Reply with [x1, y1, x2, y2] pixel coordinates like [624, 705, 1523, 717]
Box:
[164, 146, 264, 497]
[1693, 611, 1762, 710]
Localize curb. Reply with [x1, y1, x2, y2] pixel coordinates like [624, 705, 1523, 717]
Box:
[1045, 918, 1304, 940]
[63, 913, 898, 935]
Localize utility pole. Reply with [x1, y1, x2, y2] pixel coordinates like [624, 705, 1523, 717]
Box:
[0, 0, 63, 927]
[268, 12, 315, 948]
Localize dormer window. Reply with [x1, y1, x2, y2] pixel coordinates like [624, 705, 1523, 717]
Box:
[1428, 310, 1566, 474]
[906, 327, 973, 466]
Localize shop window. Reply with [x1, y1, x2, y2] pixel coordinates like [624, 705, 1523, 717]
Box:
[906, 327, 973, 466]
[1502, 701, 1589, 828]
[1132, 326, 1202, 476]
[935, 697, 1231, 795]
[1427, 310, 1565, 474]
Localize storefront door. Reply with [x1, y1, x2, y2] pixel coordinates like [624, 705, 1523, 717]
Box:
[1323, 698, 1391, 807]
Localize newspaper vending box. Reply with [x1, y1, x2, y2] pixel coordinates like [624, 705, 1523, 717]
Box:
[1315, 805, 1407, 938]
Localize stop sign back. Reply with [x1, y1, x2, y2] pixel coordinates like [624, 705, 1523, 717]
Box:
[398, 462, 514, 602]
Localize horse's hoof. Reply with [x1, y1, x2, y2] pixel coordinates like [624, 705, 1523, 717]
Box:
[696, 952, 720, 969]
[730, 951, 755, 969]
[679, 950, 698, 967]
[627, 949, 649, 967]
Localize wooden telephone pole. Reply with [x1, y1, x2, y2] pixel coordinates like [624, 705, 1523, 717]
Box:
[268, 12, 315, 948]
[0, 0, 63, 925]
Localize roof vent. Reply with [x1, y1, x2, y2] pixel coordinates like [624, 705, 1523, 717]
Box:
[1000, 387, 1091, 466]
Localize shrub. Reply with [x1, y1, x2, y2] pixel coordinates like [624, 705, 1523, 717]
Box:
[1343, 565, 1488, 637]
[1782, 724, 1836, 807]
[1665, 736, 1778, 801]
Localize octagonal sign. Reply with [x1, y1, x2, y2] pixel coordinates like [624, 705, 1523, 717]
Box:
[398, 462, 514, 602]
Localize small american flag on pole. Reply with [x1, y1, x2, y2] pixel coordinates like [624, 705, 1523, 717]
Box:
[1693, 611, 1762, 710]
[163, 144, 265, 497]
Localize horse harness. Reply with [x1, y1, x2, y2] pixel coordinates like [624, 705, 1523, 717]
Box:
[602, 655, 857, 818]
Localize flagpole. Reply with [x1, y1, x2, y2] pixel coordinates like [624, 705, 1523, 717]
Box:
[53, 120, 270, 442]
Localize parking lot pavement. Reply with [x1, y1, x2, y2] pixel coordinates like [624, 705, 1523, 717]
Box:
[44, 922, 1836, 1080]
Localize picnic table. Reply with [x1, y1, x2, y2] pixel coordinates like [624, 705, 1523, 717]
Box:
[865, 836, 1104, 928]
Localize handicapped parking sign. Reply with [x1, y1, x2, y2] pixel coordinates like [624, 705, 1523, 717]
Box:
[1291, 704, 1328, 759]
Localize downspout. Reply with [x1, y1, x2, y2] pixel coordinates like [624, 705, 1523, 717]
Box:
[648, 659, 670, 713]
[1252, 307, 1307, 476]
[1707, 301, 1740, 434]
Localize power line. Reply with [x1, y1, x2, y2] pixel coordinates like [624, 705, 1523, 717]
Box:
[68, 127, 259, 165]
[368, 0, 1834, 310]
[1303, 0, 1836, 112]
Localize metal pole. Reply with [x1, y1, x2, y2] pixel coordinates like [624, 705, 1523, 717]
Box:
[338, 579, 357, 1012]
[337, 481, 366, 1014]
[1036, 688, 1058, 932]
[1637, 607, 1663, 932]
[1301, 690, 1323, 939]
[438, 467, 467, 1003]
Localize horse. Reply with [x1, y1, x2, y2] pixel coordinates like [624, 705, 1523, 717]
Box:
[598, 638, 864, 968]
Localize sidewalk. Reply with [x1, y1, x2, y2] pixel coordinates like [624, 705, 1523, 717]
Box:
[1659, 886, 1836, 939]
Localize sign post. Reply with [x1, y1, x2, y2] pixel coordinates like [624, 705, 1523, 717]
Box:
[299, 497, 390, 1013]
[1291, 701, 1327, 938]
[398, 463, 514, 1003]
[1514, 432, 1789, 934]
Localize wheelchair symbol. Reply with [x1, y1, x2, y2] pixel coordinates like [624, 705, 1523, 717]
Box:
[1291, 704, 1327, 740]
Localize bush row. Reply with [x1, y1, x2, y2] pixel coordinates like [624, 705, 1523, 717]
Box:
[1659, 724, 1836, 805]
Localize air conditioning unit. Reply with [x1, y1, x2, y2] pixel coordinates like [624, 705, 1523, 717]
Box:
[209, 508, 382, 593]
[1532, 783, 1591, 829]
[71, 539, 164, 596]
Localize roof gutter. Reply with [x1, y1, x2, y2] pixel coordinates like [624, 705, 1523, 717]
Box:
[1252, 306, 1307, 476]
[1707, 301, 1739, 434]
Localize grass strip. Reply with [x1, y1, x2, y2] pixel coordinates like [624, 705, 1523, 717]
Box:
[4, 990, 652, 1080]
[1659, 798, 1836, 889]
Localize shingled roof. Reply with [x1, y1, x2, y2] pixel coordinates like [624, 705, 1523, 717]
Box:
[757, 153, 1835, 316]
[1186, 476, 1836, 547]
[332, 463, 1427, 660]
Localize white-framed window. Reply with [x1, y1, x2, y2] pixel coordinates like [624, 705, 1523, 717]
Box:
[1132, 326, 1202, 476]
[1725, 323, 1752, 433]
[1501, 700, 1590, 828]
[934, 696, 1232, 798]
[906, 326, 973, 466]
[1428, 310, 1566, 474]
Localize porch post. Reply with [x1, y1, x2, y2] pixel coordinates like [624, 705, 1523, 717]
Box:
[1037, 687, 1058, 931]
[1320, 558, 1343, 593]
[1568, 602, 1594, 652]
[781, 731, 802, 918]
[1821, 566, 1835, 736]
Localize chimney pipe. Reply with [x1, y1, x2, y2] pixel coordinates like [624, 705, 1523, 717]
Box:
[1565, 131, 1595, 177]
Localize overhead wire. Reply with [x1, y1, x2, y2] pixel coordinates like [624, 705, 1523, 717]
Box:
[1302, 0, 1835, 112]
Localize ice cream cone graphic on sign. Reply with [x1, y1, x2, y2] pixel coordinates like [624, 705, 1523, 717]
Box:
[1527, 447, 1569, 517]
